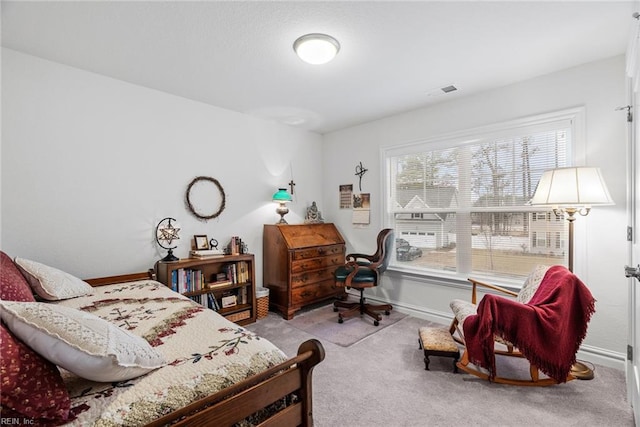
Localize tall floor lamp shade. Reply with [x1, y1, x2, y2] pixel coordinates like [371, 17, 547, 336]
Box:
[530, 167, 614, 272]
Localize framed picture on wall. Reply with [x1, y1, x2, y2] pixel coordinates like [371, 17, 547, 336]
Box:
[194, 235, 209, 250]
[340, 184, 353, 209]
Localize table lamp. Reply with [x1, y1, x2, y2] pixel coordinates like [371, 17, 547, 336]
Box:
[155, 217, 180, 262]
[273, 188, 292, 224]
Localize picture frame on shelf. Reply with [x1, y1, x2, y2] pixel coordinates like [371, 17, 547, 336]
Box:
[194, 235, 209, 250]
[221, 294, 237, 308]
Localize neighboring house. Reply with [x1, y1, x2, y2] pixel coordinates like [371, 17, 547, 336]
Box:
[528, 212, 567, 256]
[470, 195, 528, 235]
[394, 188, 565, 256]
[393, 186, 457, 248]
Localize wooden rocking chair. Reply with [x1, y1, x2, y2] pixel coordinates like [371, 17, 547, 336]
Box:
[449, 265, 595, 386]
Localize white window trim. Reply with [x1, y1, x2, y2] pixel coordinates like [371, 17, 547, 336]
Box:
[380, 107, 586, 288]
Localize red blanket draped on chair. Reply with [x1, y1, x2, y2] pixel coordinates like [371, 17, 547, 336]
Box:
[462, 266, 596, 383]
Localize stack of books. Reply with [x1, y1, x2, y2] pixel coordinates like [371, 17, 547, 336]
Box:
[190, 249, 224, 259]
[207, 272, 231, 288]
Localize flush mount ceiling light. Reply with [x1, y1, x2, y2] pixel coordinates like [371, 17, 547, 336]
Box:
[293, 33, 340, 65]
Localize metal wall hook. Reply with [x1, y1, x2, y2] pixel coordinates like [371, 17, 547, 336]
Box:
[616, 105, 633, 122]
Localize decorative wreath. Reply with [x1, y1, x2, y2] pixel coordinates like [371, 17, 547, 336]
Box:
[185, 176, 226, 221]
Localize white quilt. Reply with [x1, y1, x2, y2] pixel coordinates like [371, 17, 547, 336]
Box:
[53, 280, 286, 426]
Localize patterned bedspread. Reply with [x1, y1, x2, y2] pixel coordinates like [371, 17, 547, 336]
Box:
[53, 280, 287, 426]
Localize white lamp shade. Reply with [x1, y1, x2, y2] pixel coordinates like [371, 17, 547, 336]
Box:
[530, 166, 614, 207]
[293, 33, 340, 65]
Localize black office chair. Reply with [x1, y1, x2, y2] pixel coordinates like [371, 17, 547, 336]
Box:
[333, 229, 394, 326]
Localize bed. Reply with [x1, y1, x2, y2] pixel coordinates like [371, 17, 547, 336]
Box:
[0, 251, 324, 426]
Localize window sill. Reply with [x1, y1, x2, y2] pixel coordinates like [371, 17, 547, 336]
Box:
[386, 265, 522, 294]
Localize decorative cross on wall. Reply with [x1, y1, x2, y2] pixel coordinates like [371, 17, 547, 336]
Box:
[355, 161, 368, 191]
[288, 180, 296, 195]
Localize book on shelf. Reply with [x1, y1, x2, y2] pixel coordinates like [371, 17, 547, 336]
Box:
[229, 236, 243, 255]
[189, 294, 208, 307]
[171, 268, 205, 294]
[222, 263, 236, 283]
[207, 293, 220, 311]
[220, 261, 250, 284]
[207, 280, 232, 289]
[237, 261, 249, 283]
[190, 249, 225, 259]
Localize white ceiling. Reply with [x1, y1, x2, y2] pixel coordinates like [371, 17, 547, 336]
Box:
[1, 1, 636, 134]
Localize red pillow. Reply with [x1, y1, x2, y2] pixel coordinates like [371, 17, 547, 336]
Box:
[0, 251, 35, 302]
[1, 251, 70, 421]
[1, 324, 71, 422]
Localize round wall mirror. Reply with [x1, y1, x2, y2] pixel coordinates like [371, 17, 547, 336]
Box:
[185, 176, 226, 221]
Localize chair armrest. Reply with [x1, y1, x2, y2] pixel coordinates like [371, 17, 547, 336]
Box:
[343, 261, 361, 287]
[346, 253, 376, 263]
[467, 278, 518, 304]
[342, 260, 381, 287]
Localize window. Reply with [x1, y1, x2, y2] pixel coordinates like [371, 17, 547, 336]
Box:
[384, 110, 580, 280]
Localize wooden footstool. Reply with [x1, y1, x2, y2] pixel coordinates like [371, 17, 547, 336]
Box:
[418, 327, 460, 372]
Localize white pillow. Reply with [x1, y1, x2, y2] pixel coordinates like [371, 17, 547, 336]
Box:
[14, 257, 93, 300]
[0, 301, 166, 382]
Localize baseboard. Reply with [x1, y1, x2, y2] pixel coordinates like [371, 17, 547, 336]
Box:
[575, 344, 626, 370]
[359, 292, 627, 371]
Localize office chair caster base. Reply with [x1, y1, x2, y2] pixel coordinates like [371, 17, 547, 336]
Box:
[374, 320, 379, 326]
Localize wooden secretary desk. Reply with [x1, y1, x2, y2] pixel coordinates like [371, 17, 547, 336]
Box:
[263, 223, 346, 319]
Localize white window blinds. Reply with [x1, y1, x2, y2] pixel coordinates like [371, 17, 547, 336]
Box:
[384, 110, 580, 280]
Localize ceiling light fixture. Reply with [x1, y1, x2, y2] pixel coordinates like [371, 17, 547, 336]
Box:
[293, 33, 340, 65]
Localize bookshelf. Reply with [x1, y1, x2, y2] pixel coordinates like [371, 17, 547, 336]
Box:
[155, 254, 257, 325]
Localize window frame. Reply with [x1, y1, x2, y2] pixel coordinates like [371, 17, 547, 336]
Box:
[381, 107, 586, 288]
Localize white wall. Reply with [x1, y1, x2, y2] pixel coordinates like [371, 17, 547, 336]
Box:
[1, 47, 630, 367]
[323, 55, 629, 366]
[1, 48, 324, 283]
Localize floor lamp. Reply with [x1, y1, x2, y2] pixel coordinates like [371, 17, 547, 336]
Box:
[530, 166, 614, 380]
[530, 166, 614, 272]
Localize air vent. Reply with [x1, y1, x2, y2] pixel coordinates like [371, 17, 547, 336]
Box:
[425, 84, 459, 97]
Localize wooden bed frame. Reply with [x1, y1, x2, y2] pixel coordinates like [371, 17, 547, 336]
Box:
[85, 272, 325, 426]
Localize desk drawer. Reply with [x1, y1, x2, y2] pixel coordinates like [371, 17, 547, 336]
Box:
[292, 244, 345, 261]
[291, 268, 336, 288]
[291, 254, 344, 274]
[292, 280, 341, 305]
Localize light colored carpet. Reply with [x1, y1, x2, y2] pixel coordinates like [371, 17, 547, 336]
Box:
[248, 309, 635, 427]
[286, 302, 406, 347]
